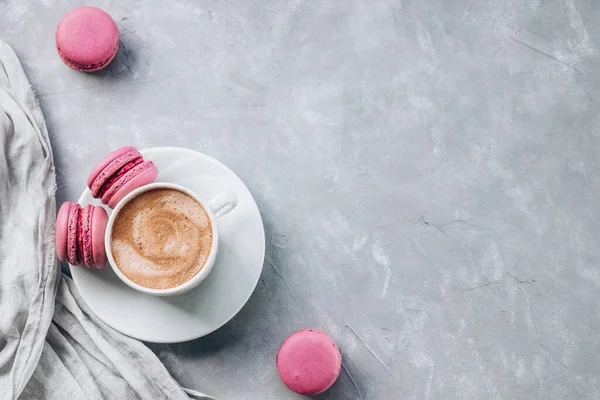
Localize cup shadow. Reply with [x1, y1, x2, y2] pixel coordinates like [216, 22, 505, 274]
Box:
[145, 202, 273, 356]
[145, 261, 270, 356]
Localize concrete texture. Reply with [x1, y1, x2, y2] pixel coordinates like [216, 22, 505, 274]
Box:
[2, 0, 600, 398]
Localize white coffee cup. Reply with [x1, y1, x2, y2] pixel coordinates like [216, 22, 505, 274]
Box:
[104, 182, 238, 296]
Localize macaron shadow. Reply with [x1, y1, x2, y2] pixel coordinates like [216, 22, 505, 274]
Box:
[311, 362, 363, 400]
[88, 28, 141, 81]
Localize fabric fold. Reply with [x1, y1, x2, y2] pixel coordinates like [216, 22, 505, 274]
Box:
[20, 278, 213, 400]
[0, 40, 213, 400]
[0, 38, 60, 400]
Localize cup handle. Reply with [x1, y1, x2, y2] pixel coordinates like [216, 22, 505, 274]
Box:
[208, 191, 239, 218]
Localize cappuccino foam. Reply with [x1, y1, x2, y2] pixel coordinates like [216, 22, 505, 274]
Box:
[110, 189, 213, 289]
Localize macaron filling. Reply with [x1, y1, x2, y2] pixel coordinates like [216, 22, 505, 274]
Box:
[97, 157, 144, 199]
[80, 206, 95, 268]
[67, 203, 81, 266]
[101, 160, 156, 205]
[87, 146, 136, 188]
[57, 41, 119, 71]
[90, 150, 142, 197]
[77, 207, 85, 266]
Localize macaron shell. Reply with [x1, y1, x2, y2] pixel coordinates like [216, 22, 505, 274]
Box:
[77, 206, 85, 266]
[56, 6, 119, 70]
[66, 202, 81, 266]
[105, 161, 158, 208]
[55, 202, 71, 263]
[90, 206, 108, 268]
[87, 146, 137, 188]
[90, 149, 142, 197]
[79, 205, 95, 268]
[276, 329, 341, 395]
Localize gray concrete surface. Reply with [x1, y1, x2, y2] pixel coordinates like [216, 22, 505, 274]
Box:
[2, 0, 600, 398]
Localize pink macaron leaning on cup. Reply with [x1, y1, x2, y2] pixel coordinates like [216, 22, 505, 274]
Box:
[88, 146, 158, 208]
[56, 202, 108, 269]
[56, 6, 119, 72]
[276, 329, 342, 395]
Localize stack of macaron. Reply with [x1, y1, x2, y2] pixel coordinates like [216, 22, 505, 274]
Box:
[87, 146, 158, 208]
[56, 202, 108, 269]
[56, 146, 158, 268]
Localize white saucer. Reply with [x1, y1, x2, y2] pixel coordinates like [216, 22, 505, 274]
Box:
[71, 147, 265, 343]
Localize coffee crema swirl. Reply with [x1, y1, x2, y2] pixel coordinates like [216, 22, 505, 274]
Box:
[111, 189, 213, 289]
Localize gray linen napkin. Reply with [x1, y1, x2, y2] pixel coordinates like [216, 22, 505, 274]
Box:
[0, 40, 213, 400]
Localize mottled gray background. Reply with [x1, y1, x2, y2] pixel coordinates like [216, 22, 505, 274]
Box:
[2, 0, 600, 398]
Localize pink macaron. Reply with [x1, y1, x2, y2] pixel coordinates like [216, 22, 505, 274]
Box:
[56, 202, 108, 269]
[88, 146, 158, 208]
[56, 6, 119, 72]
[276, 329, 342, 395]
